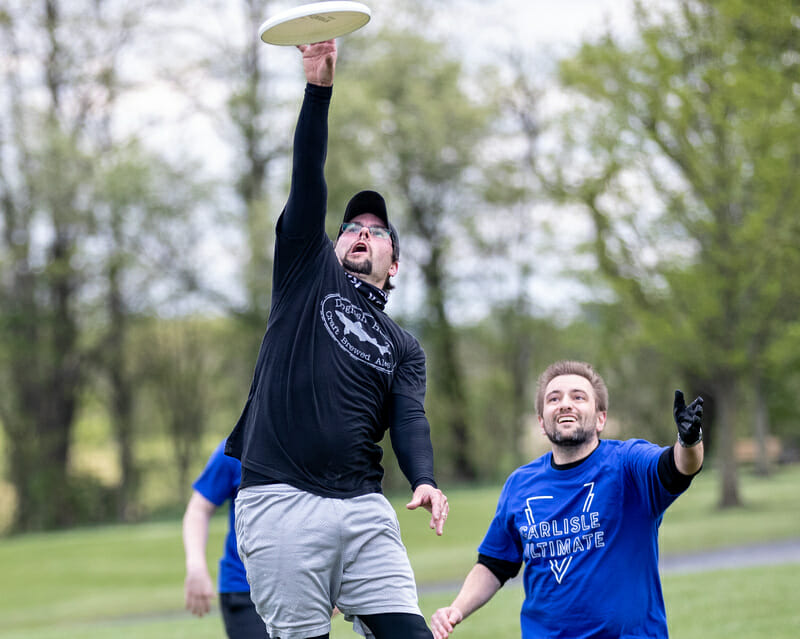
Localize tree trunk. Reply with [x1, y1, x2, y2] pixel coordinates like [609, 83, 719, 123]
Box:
[751, 376, 772, 477]
[105, 205, 139, 521]
[108, 333, 138, 521]
[420, 243, 476, 481]
[501, 305, 534, 466]
[6, 281, 80, 530]
[712, 375, 742, 508]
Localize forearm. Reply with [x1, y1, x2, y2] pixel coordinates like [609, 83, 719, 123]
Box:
[283, 84, 332, 236]
[450, 564, 502, 620]
[674, 439, 704, 475]
[182, 494, 213, 571]
[183, 495, 217, 615]
[389, 394, 436, 489]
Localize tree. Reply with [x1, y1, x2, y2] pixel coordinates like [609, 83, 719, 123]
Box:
[137, 318, 212, 503]
[325, 27, 502, 481]
[520, 0, 800, 506]
[153, 0, 294, 330]
[90, 143, 211, 519]
[0, 0, 210, 529]
[0, 1, 100, 529]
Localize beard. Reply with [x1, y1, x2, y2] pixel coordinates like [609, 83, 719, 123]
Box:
[342, 255, 373, 276]
[542, 415, 596, 447]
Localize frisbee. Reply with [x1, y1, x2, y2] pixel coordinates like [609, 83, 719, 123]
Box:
[259, 1, 371, 46]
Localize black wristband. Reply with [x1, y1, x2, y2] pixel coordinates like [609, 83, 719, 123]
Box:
[678, 426, 702, 447]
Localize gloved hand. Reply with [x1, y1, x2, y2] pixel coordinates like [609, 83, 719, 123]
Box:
[673, 390, 703, 447]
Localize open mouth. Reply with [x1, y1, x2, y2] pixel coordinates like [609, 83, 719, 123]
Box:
[557, 414, 578, 424]
[350, 241, 369, 256]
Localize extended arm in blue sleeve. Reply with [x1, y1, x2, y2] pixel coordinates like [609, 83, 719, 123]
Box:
[388, 393, 437, 490]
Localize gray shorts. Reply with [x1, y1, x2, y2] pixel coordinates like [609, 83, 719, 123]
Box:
[235, 484, 423, 639]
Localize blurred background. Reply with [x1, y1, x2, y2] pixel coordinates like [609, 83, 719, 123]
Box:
[3, 1, 800, 637]
[1, 0, 799, 565]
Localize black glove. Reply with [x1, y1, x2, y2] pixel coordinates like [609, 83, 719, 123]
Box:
[673, 390, 703, 447]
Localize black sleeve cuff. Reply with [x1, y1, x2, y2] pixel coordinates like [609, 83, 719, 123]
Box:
[477, 553, 521, 586]
[305, 83, 333, 99]
[657, 446, 700, 494]
[411, 478, 437, 491]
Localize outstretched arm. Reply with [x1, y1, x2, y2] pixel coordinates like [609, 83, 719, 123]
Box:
[281, 40, 338, 240]
[673, 390, 704, 475]
[431, 564, 502, 639]
[182, 491, 217, 617]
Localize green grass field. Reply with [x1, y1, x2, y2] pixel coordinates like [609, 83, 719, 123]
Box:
[1, 466, 798, 638]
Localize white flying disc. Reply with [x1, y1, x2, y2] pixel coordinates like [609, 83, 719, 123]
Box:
[259, 1, 371, 46]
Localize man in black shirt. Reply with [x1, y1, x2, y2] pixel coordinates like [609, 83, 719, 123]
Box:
[226, 40, 447, 639]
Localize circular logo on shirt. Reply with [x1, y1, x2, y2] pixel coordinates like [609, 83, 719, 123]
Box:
[320, 294, 395, 373]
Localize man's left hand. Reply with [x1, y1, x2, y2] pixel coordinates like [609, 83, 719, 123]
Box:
[673, 389, 703, 447]
[407, 484, 449, 536]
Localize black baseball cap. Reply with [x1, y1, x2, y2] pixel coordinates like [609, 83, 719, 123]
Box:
[341, 190, 400, 259]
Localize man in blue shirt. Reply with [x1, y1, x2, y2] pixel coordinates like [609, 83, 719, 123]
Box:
[431, 360, 704, 639]
[183, 439, 269, 638]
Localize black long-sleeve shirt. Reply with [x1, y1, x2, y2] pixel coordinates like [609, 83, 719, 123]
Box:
[226, 84, 436, 498]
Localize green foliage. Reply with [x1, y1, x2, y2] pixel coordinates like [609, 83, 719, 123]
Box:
[126, 316, 255, 509]
[555, 0, 800, 375]
[325, 27, 505, 481]
[328, 32, 493, 209]
[0, 2, 221, 531]
[528, 0, 800, 506]
[4, 0, 800, 532]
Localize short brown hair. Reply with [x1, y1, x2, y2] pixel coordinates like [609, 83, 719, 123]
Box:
[535, 360, 608, 416]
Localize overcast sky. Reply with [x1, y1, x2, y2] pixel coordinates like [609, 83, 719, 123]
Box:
[437, 0, 634, 49]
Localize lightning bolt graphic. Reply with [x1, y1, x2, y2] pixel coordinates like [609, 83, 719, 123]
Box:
[582, 482, 595, 512]
[524, 495, 553, 526]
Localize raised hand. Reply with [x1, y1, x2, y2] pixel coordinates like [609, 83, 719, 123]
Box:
[297, 39, 337, 87]
[673, 390, 703, 447]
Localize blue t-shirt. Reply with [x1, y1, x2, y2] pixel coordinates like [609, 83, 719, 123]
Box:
[192, 440, 249, 593]
[479, 439, 682, 638]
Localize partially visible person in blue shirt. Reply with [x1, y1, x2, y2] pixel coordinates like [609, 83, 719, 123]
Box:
[183, 439, 269, 638]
